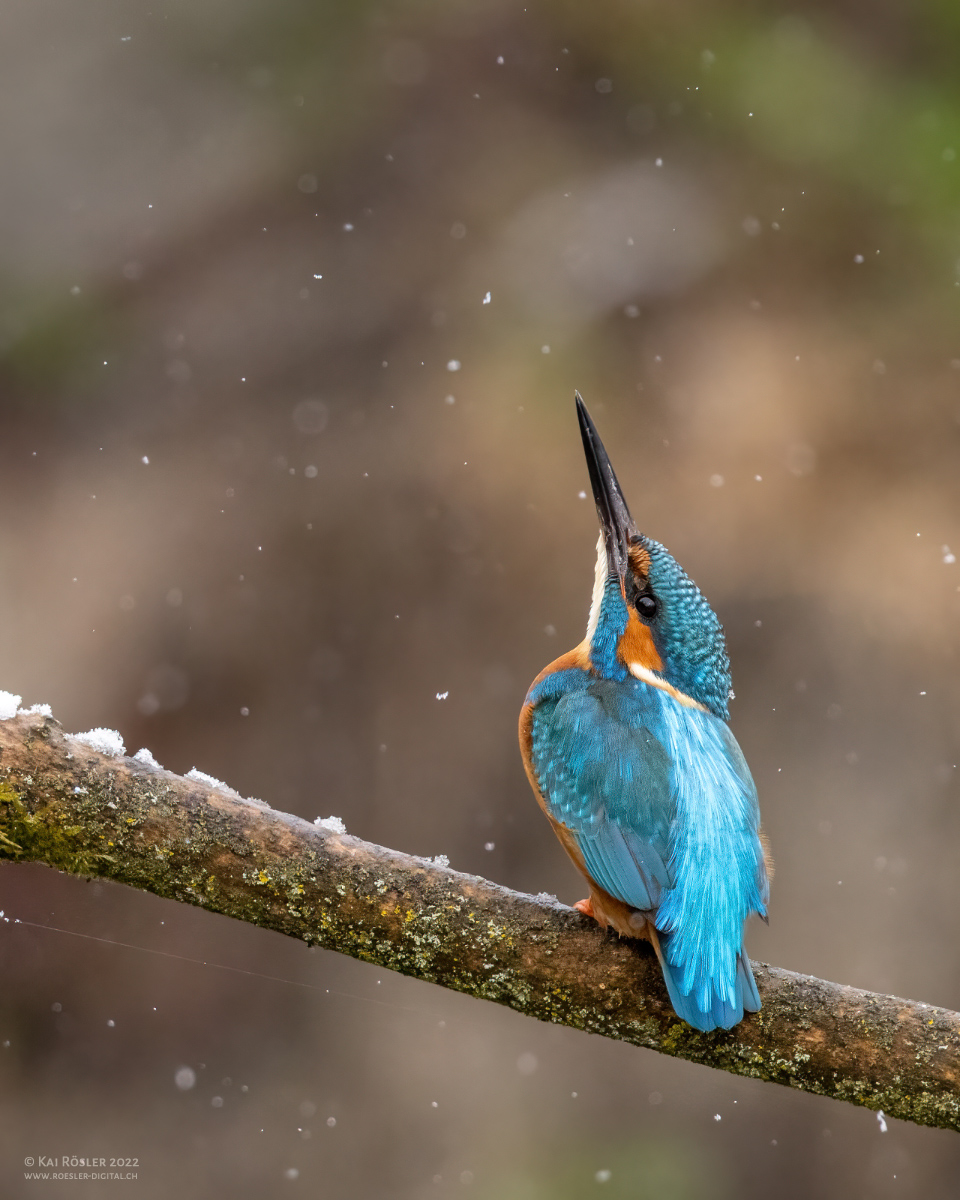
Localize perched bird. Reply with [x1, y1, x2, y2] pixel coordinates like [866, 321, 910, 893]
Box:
[519, 395, 770, 1031]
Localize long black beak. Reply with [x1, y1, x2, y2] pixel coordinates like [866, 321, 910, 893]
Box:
[576, 392, 636, 579]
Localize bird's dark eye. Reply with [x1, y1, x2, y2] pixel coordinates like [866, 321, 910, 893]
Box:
[635, 593, 658, 620]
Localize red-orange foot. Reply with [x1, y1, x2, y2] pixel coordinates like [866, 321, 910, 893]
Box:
[573, 898, 596, 919]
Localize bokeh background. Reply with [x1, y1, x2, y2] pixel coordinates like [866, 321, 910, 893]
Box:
[1, 0, 959, 1195]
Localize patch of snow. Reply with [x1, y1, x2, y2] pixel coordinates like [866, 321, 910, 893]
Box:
[314, 815, 346, 834]
[133, 747, 161, 769]
[0, 692, 22, 720]
[428, 854, 450, 868]
[535, 891, 559, 904]
[72, 728, 125, 757]
[186, 768, 234, 794]
[18, 702, 52, 717]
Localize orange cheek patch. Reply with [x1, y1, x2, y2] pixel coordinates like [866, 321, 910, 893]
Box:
[618, 610, 663, 673]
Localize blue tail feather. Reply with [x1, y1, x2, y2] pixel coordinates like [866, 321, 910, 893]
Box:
[654, 938, 761, 1032]
[737, 950, 762, 1013]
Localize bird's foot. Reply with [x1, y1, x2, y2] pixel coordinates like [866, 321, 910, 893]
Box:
[573, 898, 596, 920]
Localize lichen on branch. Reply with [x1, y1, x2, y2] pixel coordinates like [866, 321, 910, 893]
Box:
[0, 709, 957, 1133]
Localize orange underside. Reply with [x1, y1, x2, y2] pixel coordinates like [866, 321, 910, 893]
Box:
[571, 877, 653, 940]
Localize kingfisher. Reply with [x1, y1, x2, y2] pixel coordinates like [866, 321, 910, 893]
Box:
[519, 395, 770, 1031]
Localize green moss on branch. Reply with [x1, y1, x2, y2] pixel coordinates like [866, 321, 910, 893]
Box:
[0, 710, 958, 1133]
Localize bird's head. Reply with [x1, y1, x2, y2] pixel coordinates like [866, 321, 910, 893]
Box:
[576, 393, 732, 720]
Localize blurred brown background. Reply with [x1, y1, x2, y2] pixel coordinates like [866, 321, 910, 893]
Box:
[1, 0, 959, 1196]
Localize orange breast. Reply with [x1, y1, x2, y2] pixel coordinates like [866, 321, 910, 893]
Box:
[523, 642, 592, 697]
[518, 643, 590, 798]
[518, 642, 593, 843]
[518, 639, 655, 940]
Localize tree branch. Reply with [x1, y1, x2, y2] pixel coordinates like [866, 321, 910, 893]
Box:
[0, 709, 957, 1132]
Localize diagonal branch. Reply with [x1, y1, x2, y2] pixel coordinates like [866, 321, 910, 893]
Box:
[0, 709, 957, 1132]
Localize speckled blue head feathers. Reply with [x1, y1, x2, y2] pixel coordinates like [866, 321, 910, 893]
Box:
[638, 536, 731, 720]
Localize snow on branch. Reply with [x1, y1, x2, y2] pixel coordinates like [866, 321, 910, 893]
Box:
[0, 708, 957, 1132]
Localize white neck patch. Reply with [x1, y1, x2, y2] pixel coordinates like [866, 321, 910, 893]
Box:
[628, 661, 706, 711]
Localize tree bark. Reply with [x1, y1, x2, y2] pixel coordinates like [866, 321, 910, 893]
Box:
[0, 709, 957, 1132]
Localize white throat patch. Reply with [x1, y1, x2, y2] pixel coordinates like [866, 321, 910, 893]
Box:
[585, 534, 608, 641]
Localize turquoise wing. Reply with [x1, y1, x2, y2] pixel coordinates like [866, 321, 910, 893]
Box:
[528, 672, 768, 1031]
[530, 677, 676, 912]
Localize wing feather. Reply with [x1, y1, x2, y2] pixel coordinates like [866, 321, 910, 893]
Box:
[531, 681, 674, 913]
